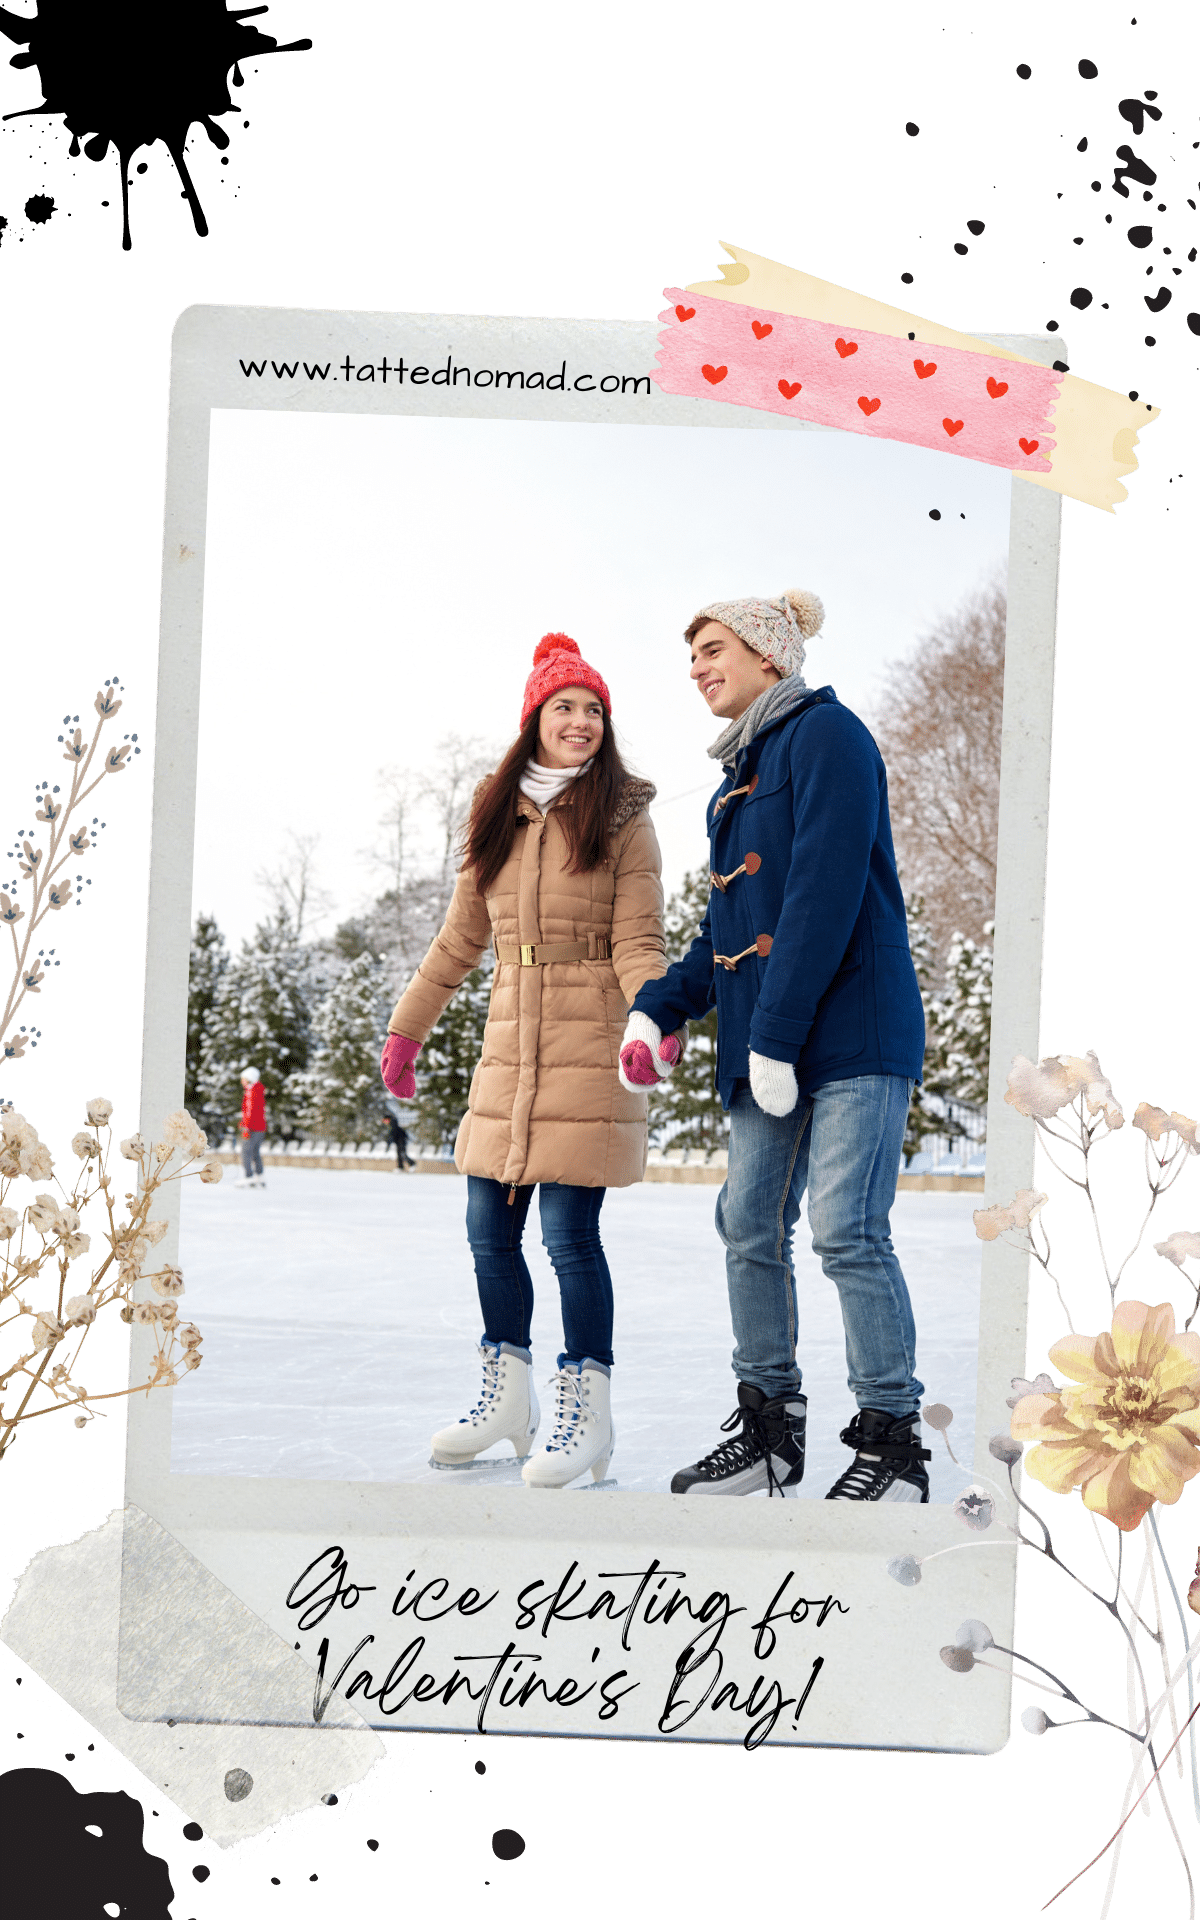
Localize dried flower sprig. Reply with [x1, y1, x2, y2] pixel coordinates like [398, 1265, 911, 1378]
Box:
[1, 684, 138, 1068]
[0, 1100, 220, 1462]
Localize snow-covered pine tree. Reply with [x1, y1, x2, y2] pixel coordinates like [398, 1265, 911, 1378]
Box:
[923, 922, 993, 1115]
[185, 913, 229, 1136]
[901, 889, 944, 1162]
[413, 958, 494, 1151]
[196, 909, 314, 1141]
[289, 951, 389, 1144]
[646, 865, 727, 1152]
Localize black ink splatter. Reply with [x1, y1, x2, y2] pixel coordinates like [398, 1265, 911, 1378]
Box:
[492, 1829, 526, 1861]
[1016, 63, 1031, 79]
[1128, 225, 1154, 248]
[193, 1863, 211, 1882]
[24, 191, 55, 221]
[183, 1821, 203, 1841]
[1113, 145, 1156, 197]
[905, 121, 918, 135]
[367, 1838, 380, 1851]
[1119, 97, 1162, 136]
[967, 219, 985, 235]
[0, 1769, 174, 1915]
[0, 213, 8, 243]
[900, 271, 913, 283]
[1187, 314, 1200, 335]
[1145, 286, 1171, 311]
[928, 510, 941, 520]
[0, 2, 313, 251]
[1070, 287, 1093, 308]
[1078, 59, 1098, 80]
[475, 1761, 487, 1774]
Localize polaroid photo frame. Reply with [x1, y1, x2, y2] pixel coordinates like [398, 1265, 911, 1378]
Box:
[120, 306, 1060, 1752]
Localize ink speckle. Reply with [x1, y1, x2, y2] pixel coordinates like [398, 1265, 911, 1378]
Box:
[900, 272, 913, 284]
[321, 1794, 338, 1806]
[1016, 64, 1031, 79]
[1045, 319, 1059, 331]
[475, 1761, 487, 1774]
[193, 1864, 211, 1882]
[0, 1771, 174, 1913]
[1145, 335, 1156, 346]
[223, 1770, 253, 1803]
[953, 242, 967, 255]
[928, 510, 941, 520]
[24, 193, 55, 224]
[1145, 287, 1171, 312]
[0, 4, 313, 250]
[905, 121, 918, 136]
[367, 1839, 380, 1851]
[966, 219, 985, 235]
[1187, 315, 1200, 336]
[1078, 59, 1098, 79]
[1069, 287, 1093, 309]
[1128, 226, 1153, 247]
[183, 1822, 203, 1841]
[1052, 359, 1069, 372]
[1077, 137, 1088, 152]
[492, 1830, 526, 1861]
[1119, 97, 1162, 137]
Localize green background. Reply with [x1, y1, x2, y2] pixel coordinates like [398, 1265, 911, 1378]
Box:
[2, 0, 1198, 1912]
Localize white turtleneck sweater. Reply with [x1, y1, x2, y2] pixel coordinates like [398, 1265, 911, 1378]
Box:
[517, 756, 594, 812]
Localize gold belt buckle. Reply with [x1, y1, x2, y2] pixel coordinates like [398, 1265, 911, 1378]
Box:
[519, 943, 537, 966]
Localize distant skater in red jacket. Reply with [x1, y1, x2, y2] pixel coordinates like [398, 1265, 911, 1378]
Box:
[238, 1068, 267, 1188]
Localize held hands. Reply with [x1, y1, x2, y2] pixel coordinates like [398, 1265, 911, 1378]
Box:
[619, 1012, 685, 1093]
[381, 1033, 422, 1100]
[748, 1051, 799, 1117]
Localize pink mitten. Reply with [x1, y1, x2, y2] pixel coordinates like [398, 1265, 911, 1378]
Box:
[618, 1014, 685, 1093]
[381, 1033, 421, 1100]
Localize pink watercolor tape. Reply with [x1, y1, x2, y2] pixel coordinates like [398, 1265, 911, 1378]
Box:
[655, 291, 1059, 471]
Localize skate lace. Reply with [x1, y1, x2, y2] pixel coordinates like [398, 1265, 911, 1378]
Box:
[544, 1368, 589, 1451]
[828, 1454, 892, 1499]
[700, 1403, 785, 1497]
[465, 1348, 503, 1424]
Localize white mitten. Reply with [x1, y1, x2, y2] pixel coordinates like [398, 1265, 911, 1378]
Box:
[619, 1012, 684, 1093]
[749, 1051, 799, 1117]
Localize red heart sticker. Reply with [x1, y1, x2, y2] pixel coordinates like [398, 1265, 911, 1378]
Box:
[857, 395, 881, 416]
[675, 305, 696, 322]
[986, 376, 1009, 398]
[913, 359, 936, 378]
[778, 379, 802, 399]
[752, 320, 773, 340]
[702, 364, 728, 385]
[1019, 437, 1039, 455]
[942, 417, 964, 437]
[835, 338, 858, 358]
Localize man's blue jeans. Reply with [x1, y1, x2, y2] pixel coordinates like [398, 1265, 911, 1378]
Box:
[715, 1075, 923, 1415]
[465, 1177, 614, 1368]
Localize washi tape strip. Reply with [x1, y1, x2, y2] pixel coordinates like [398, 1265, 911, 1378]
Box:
[655, 290, 1060, 472]
[681, 244, 1160, 511]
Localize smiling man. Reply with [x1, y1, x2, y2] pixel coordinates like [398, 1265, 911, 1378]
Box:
[619, 588, 930, 1502]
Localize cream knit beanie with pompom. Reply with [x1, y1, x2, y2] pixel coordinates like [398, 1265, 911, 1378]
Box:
[688, 588, 824, 678]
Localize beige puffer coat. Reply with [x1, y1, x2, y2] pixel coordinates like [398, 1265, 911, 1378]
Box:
[387, 778, 667, 1190]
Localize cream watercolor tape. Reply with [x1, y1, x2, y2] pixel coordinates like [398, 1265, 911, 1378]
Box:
[688, 243, 1159, 512]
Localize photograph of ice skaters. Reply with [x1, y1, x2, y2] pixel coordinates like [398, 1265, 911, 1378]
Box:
[175, 410, 1005, 1499]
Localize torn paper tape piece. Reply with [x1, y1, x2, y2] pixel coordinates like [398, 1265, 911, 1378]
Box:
[685, 243, 1159, 512]
[656, 289, 1059, 472]
[1, 1508, 384, 1847]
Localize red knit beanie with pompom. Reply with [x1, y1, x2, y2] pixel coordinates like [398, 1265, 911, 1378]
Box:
[519, 633, 612, 729]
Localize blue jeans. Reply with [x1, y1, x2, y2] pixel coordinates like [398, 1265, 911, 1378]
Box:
[715, 1075, 923, 1415]
[465, 1177, 614, 1368]
[241, 1131, 265, 1178]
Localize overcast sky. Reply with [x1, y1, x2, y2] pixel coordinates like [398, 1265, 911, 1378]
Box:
[195, 408, 1009, 950]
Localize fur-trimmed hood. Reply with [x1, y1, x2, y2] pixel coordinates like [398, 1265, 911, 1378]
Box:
[513, 773, 656, 832]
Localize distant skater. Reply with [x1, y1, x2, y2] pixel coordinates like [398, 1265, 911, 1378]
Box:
[383, 1095, 414, 1170]
[237, 1067, 267, 1189]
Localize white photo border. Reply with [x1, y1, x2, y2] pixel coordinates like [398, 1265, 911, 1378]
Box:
[119, 306, 1061, 1752]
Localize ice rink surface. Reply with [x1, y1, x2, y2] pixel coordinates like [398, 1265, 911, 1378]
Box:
[172, 1168, 982, 1504]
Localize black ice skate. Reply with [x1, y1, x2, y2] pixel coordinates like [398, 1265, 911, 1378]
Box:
[670, 1383, 807, 1497]
[824, 1408, 930, 1503]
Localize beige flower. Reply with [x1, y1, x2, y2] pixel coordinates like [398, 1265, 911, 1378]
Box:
[71, 1131, 100, 1160]
[176, 1322, 202, 1349]
[54, 1206, 81, 1238]
[64, 1295, 97, 1326]
[64, 1232, 91, 1261]
[132, 1301, 160, 1325]
[1011, 1301, 1200, 1531]
[974, 1189, 1049, 1243]
[1171, 1114, 1200, 1153]
[182, 1350, 202, 1371]
[31, 1312, 65, 1350]
[142, 1219, 169, 1247]
[1156, 1232, 1200, 1269]
[74, 1415, 88, 1429]
[198, 1157, 224, 1185]
[85, 1098, 113, 1126]
[150, 1265, 184, 1298]
[19, 1142, 53, 1181]
[1004, 1051, 1122, 1127]
[0, 1206, 18, 1241]
[161, 1110, 205, 1158]
[158, 1299, 179, 1327]
[1135, 1103, 1173, 1143]
[119, 1134, 147, 1161]
[27, 1194, 61, 1234]
[1, 1112, 36, 1149]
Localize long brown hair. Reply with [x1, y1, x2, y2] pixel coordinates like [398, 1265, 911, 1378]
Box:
[463, 703, 633, 896]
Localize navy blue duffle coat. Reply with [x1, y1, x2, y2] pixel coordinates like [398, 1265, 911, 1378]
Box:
[632, 686, 926, 1108]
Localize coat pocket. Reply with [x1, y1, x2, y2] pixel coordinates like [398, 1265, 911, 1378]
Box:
[803, 952, 866, 1065]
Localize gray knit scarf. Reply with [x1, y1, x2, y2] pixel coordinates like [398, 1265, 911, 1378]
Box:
[707, 673, 813, 771]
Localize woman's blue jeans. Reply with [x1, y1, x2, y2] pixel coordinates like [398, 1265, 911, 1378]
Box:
[716, 1075, 923, 1415]
[465, 1176, 614, 1368]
